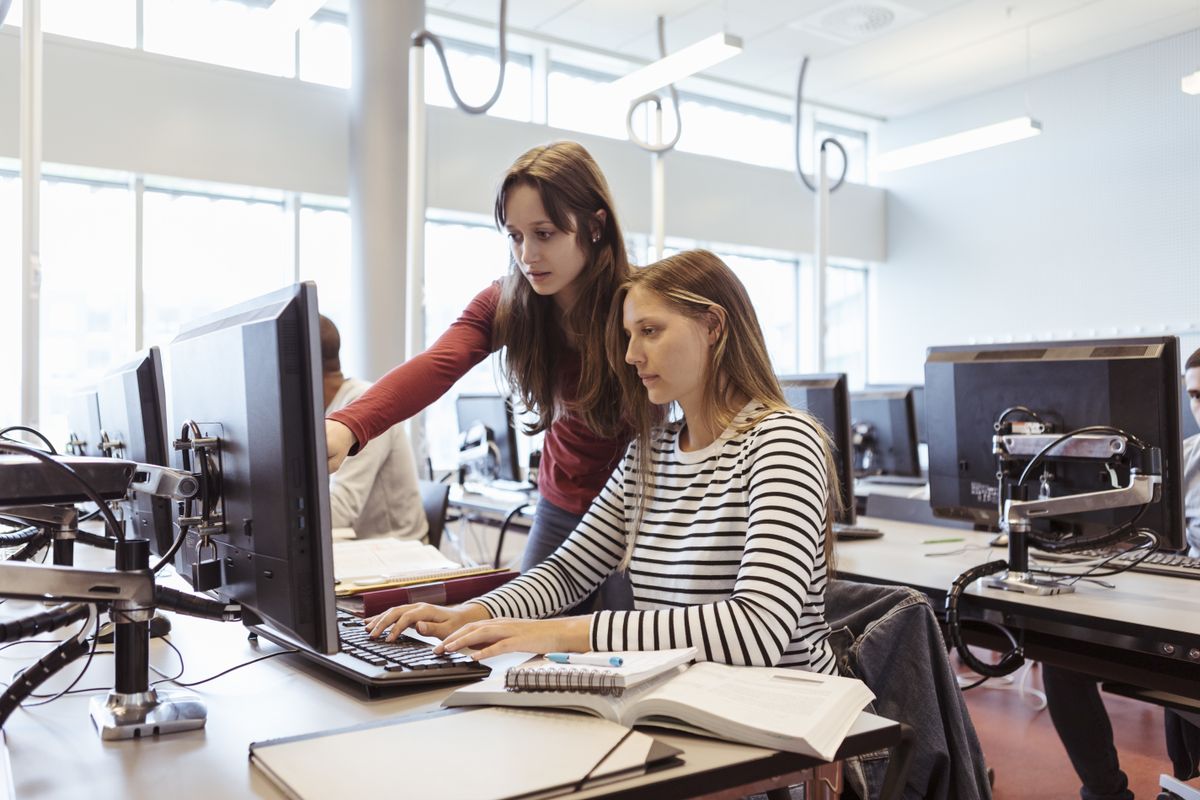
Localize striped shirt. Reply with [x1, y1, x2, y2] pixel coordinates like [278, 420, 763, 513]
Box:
[472, 403, 837, 674]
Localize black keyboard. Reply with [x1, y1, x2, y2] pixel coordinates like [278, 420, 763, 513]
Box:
[1032, 548, 1200, 580]
[335, 610, 487, 675]
[251, 610, 490, 692]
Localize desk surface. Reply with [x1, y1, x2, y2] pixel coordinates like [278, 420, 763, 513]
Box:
[3, 591, 897, 800]
[837, 516, 1200, 696]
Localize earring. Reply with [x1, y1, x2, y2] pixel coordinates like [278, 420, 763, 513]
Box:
[592, 234, 601, 243]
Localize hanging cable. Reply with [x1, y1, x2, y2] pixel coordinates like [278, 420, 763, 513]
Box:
[412, 0, 508, 115]
[794, 57, 848, 193]
[0, 441, 125, 542]
[626, 16, 683, 154]
[0, 426, 57, 454]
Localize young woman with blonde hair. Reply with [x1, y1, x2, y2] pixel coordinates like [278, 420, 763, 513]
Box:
[367, 249, 842, 675]
[326, 141, 633, 585]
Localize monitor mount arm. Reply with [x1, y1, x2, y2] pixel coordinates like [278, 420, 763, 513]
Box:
[989, 430, 1162, 595]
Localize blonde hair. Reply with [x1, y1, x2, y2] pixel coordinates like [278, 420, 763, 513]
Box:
[492, 141, 631, 438]
[603, 249, 842, 568]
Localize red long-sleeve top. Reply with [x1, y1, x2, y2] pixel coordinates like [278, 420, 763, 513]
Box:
[327, 283, 629, 515]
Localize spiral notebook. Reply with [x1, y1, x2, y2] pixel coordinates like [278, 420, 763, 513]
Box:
[503, 648, 698, 697]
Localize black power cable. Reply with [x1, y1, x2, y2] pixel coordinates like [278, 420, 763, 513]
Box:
[0, 425, 57, 454]
[945, 560, 1025, 679]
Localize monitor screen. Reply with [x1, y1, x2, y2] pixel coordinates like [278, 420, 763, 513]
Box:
[95, 347, 174, 556]
[779, 374, 855, 526]
[455, 394, 520, 482]
[850, 389, 921, 477]
[168, 282, 337, 654]
[925, 336, 1185, 550]
[65, 389, 103, 458]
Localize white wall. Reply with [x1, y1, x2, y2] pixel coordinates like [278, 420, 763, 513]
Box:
[872, 28, 1200, 384]
[0, 28, 885, 262]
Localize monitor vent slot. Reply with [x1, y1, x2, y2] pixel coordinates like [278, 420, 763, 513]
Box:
[280, 319, 300, 374]
[977, 349, 1046, 361]
[1090, 345, 1148, 358]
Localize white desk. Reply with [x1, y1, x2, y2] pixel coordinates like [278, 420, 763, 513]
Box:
[836, 516, 1200, 699]
[2, 591, 902, 799]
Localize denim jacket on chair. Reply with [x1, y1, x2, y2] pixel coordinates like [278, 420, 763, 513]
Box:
[826, 579, 992, 800]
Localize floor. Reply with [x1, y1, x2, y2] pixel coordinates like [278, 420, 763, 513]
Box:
[960, 658, 1172, 800]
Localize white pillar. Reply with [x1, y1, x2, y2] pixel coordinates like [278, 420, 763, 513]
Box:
[814, 144, 830, 373]
[347, 0, 424, 382]
[20, 0, 42, 428]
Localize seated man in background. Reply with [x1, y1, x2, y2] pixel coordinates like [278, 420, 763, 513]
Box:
[1163, 346, 1200, 780]
[321, 314, 428, 542]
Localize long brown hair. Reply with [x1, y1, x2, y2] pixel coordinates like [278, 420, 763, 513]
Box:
[604, 249, 842, 568]
[492, 141, 631, 437]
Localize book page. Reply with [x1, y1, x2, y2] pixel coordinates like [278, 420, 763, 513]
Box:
[634, 662, 873, 759]
[333, 538, 460, 584]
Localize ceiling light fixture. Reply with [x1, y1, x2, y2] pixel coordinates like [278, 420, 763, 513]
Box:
[609, 31, 742, 101]
[877, 116, 1042, 171]
[1183, 69, 1200, 95]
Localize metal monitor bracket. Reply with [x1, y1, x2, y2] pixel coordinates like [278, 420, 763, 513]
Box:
[989, 430, 1160, 596]
[0, 544, 208, 740]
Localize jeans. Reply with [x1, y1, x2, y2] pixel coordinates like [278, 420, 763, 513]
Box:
[1041, 665, 1133, 800]
[521, 496, 634, 613]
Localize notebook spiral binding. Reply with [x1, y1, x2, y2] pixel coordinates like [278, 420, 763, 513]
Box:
[504, 666, 623, 697]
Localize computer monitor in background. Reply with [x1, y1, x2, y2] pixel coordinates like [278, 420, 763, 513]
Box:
[65, 390, 103, 457]
[455, 393, 521, 482]
[168, 282, 337, 654]
[779, 374, 856, 526]
[849, 389, 921, 478]
[911, 386, 927, 444]
[95, 347, 175, 555]
[925, 336, 1185, 550]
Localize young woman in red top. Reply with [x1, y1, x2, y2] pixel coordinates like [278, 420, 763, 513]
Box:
[325, 141, 633, 604]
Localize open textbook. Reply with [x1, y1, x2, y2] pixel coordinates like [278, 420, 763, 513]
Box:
[445, 658, 874, 762]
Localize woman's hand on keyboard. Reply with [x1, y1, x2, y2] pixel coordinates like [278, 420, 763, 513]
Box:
[437, 617, 590, 661]
[364, 602, 490, 643]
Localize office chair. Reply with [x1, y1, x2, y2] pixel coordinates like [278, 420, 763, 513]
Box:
[418, 479, 451, 550]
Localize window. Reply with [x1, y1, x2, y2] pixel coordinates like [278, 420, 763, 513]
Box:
[676, 94, 793, 171]
[422, 217, 511, 470]
[825, 264, 868, 388]
[144, 0, 294, 77]
[299, 13, 351, 88]
[38, 176, 136, 446]
[548, 65, 628, 140]
[299, 202, 354, 365]
[425, 44, 533, 122]
[719, 251, 801, 374]
[2, 0, 136, 48]
[142, 183, 292, 351]
[0, 172, 20, 429]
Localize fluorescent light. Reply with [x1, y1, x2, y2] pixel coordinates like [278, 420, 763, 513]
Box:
[609, 32, 742, 101]
[265, 0, 326, 32]
[877, 116, 1042, 172]
[1183, 69, 1200, 95]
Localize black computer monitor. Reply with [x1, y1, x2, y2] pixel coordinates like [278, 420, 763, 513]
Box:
[911, 386, 927, 445]
[925, 336, 1185, 550]
[455, 394, 520, 482]
[95, 347, 174, 556]
[779, 374, 856, 526]
[65, 389, 103, 457]
[850, 389, 921, 477]
[168, 282, 337, 654]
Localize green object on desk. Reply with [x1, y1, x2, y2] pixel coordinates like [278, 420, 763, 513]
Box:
[922, 537, 964, 544]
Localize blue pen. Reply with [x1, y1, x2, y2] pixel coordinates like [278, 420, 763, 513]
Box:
[545, 652, 624, 667]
